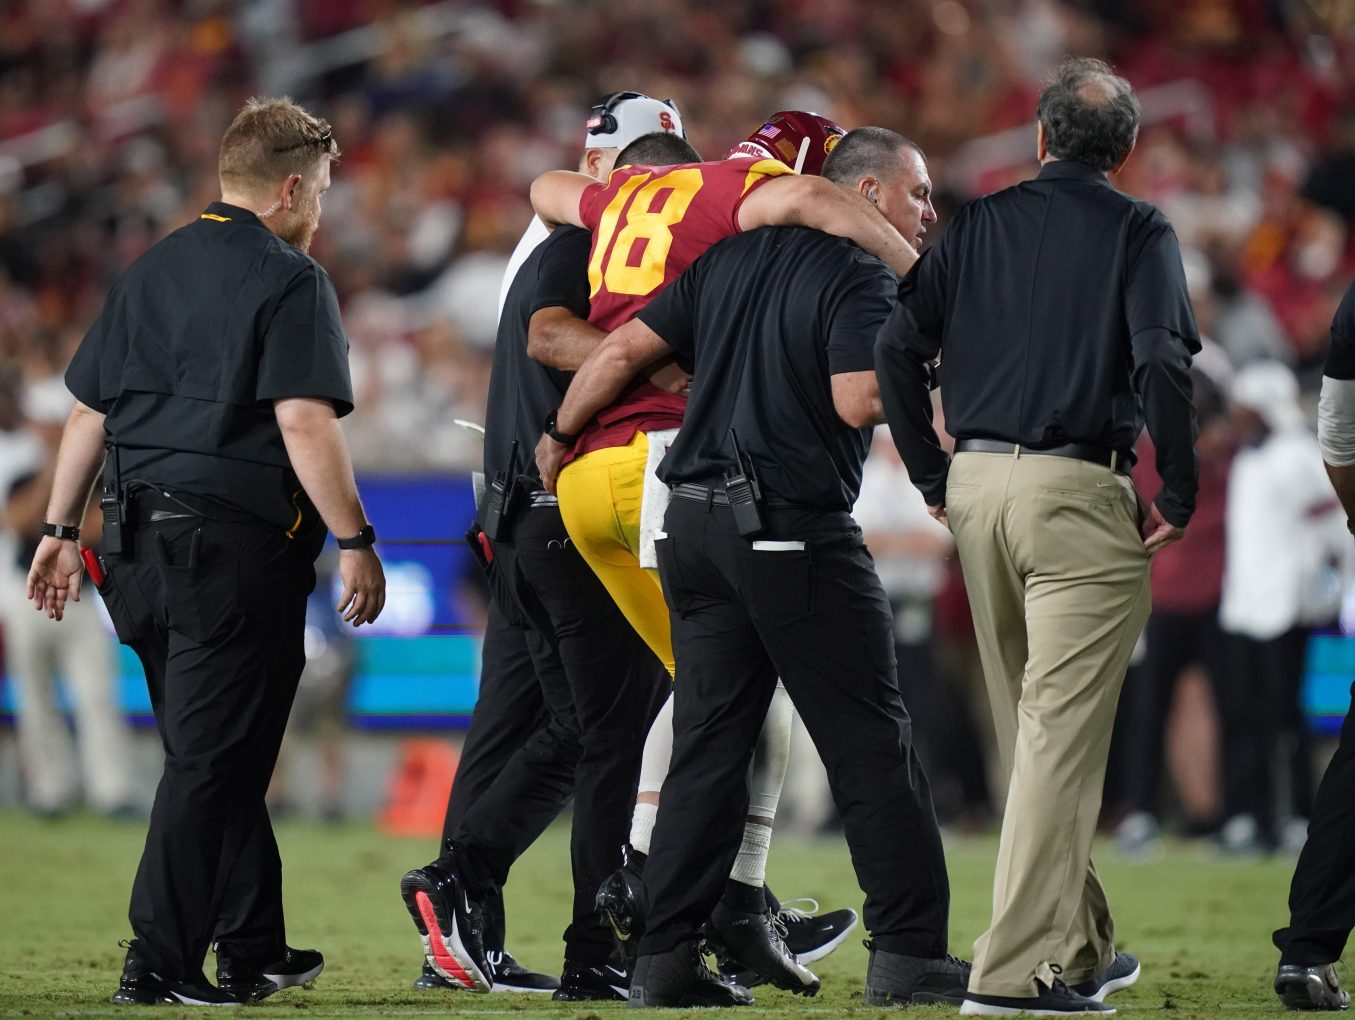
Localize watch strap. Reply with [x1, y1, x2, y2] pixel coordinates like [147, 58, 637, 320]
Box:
[41, 521, 81, 542]
[546, 413, 580, 446]
[336, 524, 376, 550]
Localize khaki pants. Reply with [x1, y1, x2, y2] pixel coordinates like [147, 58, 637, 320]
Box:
[946, 450, 1151, 997]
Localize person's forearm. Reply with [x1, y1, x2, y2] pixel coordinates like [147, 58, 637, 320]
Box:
[766, 177, 918, 278]
[875, 331, 948, 505]
[527, 307, 607, 371]
[831, 371, 885, 428]
[808, 188, 917, 277]
[1132, 328, 1198, 527]
[530, 171, 590, 230]
[555, 339, 654, 437]
[276, 404, 368, 537]
[44, 404, 108, 526]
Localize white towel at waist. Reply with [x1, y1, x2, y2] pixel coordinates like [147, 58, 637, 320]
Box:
[639, 428, 680, 569]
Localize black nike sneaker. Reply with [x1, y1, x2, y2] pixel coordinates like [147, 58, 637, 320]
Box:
[1275, 962, 1351, 1011]
[111, 940, 248, 1007]
[413, 949, 558, 993]
[401, 861, 492, 992]
[715, 899, 858, 986]
[553, 959, 631, 1001]
[216, 945, 323, 1001]
[778, 901, 859, 962]
[487, 949, 559, 993]
[708, 901, 818, 995]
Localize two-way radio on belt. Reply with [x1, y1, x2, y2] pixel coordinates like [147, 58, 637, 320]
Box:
[99, 443, 127, 555]
[724, 428, 765, 538]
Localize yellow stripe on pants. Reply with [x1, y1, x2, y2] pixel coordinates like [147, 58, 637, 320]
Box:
[556, 432, 675, 677]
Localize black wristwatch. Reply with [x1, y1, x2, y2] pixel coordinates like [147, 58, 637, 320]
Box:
[41, 521, 81, 542]
[336, 524, 376, 550]
[545, 413, 580, 446]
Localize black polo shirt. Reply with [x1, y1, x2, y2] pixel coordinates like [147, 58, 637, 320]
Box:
[482, 225, 589, 504]
[1324, 275, 1355, 380]
[641, 227, 895, 511]
[877, 159, 1201, 526]
[64, 202, 353, 530]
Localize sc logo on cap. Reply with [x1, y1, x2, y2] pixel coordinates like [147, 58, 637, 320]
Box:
[660, 111, 676, 132]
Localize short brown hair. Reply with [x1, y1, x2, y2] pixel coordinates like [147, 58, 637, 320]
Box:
[218, 96, 339, 193]
[823, 126, 923, 186]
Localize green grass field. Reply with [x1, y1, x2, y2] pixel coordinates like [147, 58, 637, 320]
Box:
[0, 809, 1307, 1017]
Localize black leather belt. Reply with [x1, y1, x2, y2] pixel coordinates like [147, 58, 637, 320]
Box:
[670, 482, 797, 508]
[955, 438, 1131, 475]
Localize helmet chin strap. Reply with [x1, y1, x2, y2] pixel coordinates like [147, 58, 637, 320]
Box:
[256, 199, 283, 220]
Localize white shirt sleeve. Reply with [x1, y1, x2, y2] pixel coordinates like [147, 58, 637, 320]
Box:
[496, 217, 553, 326]
[1318, 375, 1355, 466]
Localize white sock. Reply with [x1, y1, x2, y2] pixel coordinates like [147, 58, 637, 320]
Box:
[730, 821, 773, 887]
[631, 802, 658, 857]
[730, 682, 794, 886]
[630, 689, 675, 854]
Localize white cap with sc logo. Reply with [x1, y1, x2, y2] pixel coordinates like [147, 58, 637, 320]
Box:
[584, 92, 685, 149]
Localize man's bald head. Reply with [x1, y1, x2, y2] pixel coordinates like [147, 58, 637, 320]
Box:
[1036, 57, 1140, 172]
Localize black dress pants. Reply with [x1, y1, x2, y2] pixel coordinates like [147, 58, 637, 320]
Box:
[440, 597, 573, 951]
[100, 510, 316, 983]
[1276, 681, 1355, 965]
[453, 504, 668, 966]
[640, 497, 950, 958]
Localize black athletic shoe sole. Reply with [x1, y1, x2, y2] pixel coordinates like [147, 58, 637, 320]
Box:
[215, 978, 281, 1003]
[262, 958, 323, 990]
[111, 981, 248, 1006]
[628, 987, 755, 1008]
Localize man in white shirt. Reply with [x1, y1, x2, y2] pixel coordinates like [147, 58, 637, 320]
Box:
[1218, 360, 1347, 859]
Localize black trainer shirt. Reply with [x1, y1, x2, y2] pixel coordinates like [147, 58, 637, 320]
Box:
[640, 227, 895, 511]
[1324, 276, 1355, 380]
[64, 202, 353, 530]
[482, 225, 590, 507]
[876, 159, 1201, 525]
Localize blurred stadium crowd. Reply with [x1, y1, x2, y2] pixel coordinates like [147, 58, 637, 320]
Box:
[2, 0, 1355, 855]
[2, 0, 1353, 470]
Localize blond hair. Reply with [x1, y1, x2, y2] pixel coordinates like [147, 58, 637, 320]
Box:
[218, 96, 340, 194]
